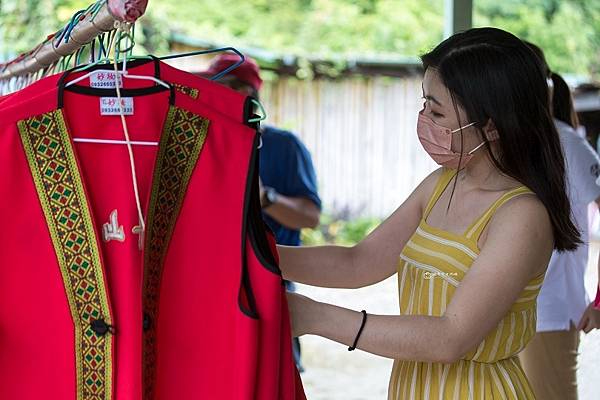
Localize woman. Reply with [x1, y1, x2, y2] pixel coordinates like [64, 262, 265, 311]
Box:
[518, 43, 600, 400]
[279, 27, 581, 399]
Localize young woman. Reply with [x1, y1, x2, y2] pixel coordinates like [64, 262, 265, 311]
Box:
[278, 27, 581, 399]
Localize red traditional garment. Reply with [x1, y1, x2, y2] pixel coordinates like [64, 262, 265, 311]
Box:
[0, 59, 247, 125]
[147, 59, 307, 400]
[155, 60, 306, 400]
[0, 60, 162, 111]
[0, 79, 54, 108]
[243, 155, 307, 400]
[0, 63, 304, 400]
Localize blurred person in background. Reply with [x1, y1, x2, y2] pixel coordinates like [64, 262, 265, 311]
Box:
[202, 54, 321, 372]
[519, 42, 600, 400]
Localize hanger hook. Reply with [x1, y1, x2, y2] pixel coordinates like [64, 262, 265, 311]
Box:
[210, 48, 245, 81]
[248, 99, 267, 123]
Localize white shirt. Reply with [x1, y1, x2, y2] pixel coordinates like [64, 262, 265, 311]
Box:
[536, 119, 600, 332]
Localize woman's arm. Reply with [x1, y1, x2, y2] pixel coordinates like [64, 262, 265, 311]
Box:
[288, 194, 553, 363]
[577, 272, 600, 331]
[277, 169, 442, 289]
[596, 250, 600, 310]
[577, 198, 600, 329]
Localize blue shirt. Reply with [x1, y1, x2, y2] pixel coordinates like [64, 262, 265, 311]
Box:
[259, 126, 321, 246]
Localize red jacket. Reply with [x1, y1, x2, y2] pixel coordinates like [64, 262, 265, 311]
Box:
[0, 61, 305, 400]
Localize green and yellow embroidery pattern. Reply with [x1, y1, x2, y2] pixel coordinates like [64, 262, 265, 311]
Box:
[174, 83, 200, 99]
[18, 110, 113, 400]
[142, 106, 209, 398]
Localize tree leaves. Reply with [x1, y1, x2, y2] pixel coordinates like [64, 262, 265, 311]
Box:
[0, 0, 598, 78]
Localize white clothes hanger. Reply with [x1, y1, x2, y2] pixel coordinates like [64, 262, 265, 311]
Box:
[64, 67, 170, 90]
[72, 138, 159, 146]
[66, 22, 169, 147]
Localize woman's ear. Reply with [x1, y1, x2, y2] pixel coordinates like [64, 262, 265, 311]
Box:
[483, 119, 499, 141]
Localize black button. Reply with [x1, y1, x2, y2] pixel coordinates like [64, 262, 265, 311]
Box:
[90, 319, 110, 336]
[143, 313, 152, 332]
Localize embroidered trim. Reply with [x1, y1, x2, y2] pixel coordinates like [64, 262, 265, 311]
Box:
[18, 110, 113, 400]
[142, 106, 209, 398]
[173, 83, 199, 99]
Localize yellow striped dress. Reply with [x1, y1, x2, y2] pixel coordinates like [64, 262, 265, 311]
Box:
[388, 169, 544, 400]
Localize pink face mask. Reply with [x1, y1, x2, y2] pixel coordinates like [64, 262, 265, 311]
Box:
[417, 111, 497, 169]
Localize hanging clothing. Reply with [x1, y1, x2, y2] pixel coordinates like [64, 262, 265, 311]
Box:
[0, 58, 246, 121]
[0, 61, 159, 112]
[0, 61, 304, 400]
[0, 93, 11, 104]
[123, 60, 306, 400]
[387, 169, 542, 400]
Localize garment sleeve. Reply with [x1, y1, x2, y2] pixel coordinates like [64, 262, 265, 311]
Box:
[563, 133, 600, 205]
[285, 137, 322, 209]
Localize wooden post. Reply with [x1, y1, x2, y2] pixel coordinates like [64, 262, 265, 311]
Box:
[444, 0, 473, 38]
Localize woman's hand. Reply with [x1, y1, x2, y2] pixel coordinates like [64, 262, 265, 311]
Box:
[577, 302, 600, 333]
[286, 291, 319, 337]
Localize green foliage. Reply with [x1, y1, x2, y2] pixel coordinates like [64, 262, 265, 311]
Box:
[147, 0, 444, 59]
[1, 0, 599, 77]
[0, 0, 89, 57]
[301, 212, 381, 246]
[474, 0, 600, 76]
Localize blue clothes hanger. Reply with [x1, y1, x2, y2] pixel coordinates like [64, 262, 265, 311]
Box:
[158, 47, 245, 81]
[157, 48, 266, 122]
[125, 47, 267, 123]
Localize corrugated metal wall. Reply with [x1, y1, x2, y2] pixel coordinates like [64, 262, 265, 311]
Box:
[261, 76, 437, 218]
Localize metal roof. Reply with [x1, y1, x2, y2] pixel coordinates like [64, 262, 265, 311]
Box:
[169, 32, 423, 78]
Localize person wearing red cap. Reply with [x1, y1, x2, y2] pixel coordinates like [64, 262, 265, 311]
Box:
[203, 54, 322, 372]
[203, 54, 265, 97]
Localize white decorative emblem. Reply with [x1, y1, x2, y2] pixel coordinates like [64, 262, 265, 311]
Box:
[102, 210, 125, 243]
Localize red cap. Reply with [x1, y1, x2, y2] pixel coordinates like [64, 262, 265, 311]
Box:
[203, 54, 263, 91]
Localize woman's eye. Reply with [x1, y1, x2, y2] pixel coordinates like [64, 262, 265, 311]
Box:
[421, 97, 444, 118]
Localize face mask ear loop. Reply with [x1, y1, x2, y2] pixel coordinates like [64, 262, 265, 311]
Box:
[469, 122, 499, 156]
[467, 140, 487, 155]
[450, 121, 476, 134]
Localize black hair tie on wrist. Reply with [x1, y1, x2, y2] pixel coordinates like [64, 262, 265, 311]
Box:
[348, 310, 368, 351]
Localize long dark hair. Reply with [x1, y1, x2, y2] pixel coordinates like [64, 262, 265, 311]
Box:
[524, 41, 580, 129]
[551, 72, 579, 129]
[421, 27, 580, 251]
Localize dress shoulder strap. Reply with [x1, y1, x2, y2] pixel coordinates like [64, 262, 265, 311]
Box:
[465, 186, 534, 241]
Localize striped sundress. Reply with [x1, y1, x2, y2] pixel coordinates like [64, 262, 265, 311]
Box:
[388, 169, 544, 399]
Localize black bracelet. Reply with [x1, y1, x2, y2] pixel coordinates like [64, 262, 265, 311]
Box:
[348, 310, 368, 351]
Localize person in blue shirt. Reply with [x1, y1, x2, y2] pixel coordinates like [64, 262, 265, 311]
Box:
[202, 54, 322, 371]
[259, 126, 321, 245]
